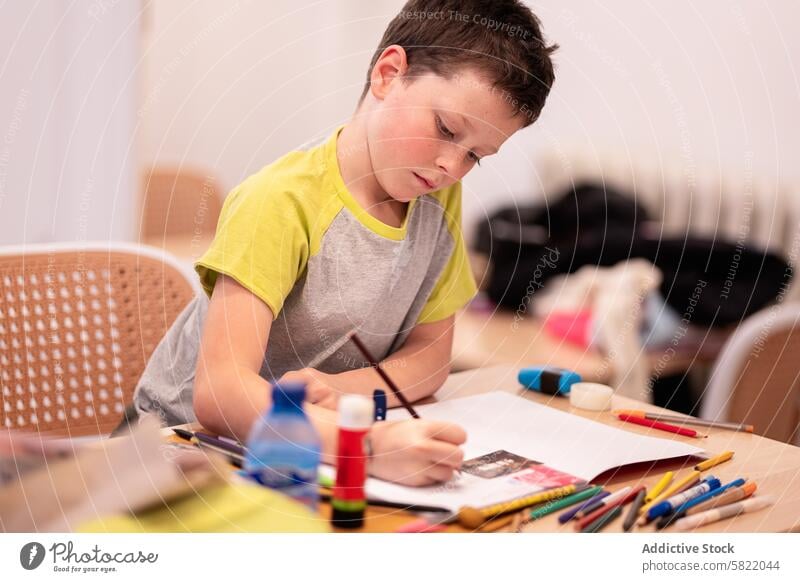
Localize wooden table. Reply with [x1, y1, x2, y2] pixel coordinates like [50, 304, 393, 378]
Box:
[323, 365, 798, 533]
[453, 308, 728, 383]
[452, 308, 611, 380]
[431, 365, 800, 533]
[176, 365, 800, 532]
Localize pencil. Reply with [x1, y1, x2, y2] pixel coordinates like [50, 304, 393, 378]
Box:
[458, 483, 582, 528]
[529, 486, 602, 520]
[638, 470, 701, 524]
[172, 428, 245, 467]
[623, 487, 647, 532]
[694, 451, 734, 472]
[581, 506, 622, 533]
[195, 431, 246, 456]
[617, 413, 706, 438]
[558, 490, 610, 523]
[613, 409, 754, 433]
[685, 481, 757, 515]
[574, 486, 642, 531]
[510, 510, 526, 532]
[645, 471, 674, 503]
[672, 496, 775, 531]
[652, 470, 702, 505]
[575, 486, 632, 519]
[349, 331, 420, 419]
[172, 427, 195, 441]
[656, 478, 746, 529]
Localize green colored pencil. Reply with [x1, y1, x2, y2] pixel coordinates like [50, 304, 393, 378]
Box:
[582, 506, 622, 533]
[530, 486, 603, 520]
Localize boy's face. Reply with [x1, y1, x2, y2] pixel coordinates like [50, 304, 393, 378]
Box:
[365, 64, 526, 203]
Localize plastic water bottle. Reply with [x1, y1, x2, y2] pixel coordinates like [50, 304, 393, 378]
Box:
[244, 382, 321, 511]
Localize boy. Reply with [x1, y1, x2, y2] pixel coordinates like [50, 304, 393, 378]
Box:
[134, 0, 556, 486]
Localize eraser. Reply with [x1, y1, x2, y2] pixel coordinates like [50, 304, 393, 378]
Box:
[518, 366, 582, 396]
[570, 382, 613, 411]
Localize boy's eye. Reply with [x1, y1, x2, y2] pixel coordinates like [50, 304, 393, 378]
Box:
[436, 114, 481, 165]
[435, 115, 455, 139]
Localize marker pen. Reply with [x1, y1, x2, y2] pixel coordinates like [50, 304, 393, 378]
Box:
[647, 477, 721, 520]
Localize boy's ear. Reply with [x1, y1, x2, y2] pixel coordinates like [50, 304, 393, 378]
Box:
[369, 45, 408, 101]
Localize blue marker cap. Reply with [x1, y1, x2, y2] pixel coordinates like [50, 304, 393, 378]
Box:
[373, 389, 387, 421]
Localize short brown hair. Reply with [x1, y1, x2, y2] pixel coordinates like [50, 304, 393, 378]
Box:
[360, 0, 558, 126]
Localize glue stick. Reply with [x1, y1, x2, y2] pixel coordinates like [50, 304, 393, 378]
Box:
[331, 395, 374, 529]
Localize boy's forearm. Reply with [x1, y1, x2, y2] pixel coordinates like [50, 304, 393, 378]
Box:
[327, 333, 452, 406]
[193, 366, 269, 442]
[194, 366, 339, 463]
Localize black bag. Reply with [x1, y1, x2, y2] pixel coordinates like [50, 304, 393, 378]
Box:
[478, 182, 792, 327]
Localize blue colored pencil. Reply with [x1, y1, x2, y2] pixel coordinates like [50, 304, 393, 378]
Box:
[558, 490, 609, 524]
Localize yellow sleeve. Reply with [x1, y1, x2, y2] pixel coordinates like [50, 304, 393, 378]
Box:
[194, 171, 311, 318]
[417, 183, 478, 324]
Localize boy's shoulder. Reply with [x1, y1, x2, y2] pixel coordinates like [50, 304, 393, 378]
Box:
[240, 137, 329, 195]
[222, 135, 335, 221]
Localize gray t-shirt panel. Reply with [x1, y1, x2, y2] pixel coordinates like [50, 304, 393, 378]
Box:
[133, 196, 454, 426]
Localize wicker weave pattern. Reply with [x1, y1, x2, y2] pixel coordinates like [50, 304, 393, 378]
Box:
[0, 248, 194, 436]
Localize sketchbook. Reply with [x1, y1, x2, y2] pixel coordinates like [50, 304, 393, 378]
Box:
[366, 391, 706, 513]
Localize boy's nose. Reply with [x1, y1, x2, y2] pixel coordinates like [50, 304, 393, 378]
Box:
[435, 147, 465, 181]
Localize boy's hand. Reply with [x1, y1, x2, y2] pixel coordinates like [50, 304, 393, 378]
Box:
[278, 368, 339, 409]
[368, 419, 466, 486]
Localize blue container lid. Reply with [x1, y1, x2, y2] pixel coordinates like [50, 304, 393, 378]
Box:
[271, 381, 307, 412]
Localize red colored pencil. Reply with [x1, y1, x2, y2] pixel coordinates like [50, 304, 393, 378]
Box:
[617, 413, 705, 438]
[574, 485, 645, 531]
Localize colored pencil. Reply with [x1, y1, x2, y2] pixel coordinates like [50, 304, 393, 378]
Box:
[686, 481, 757, 516]
[575, 486, 631, 519]
[645, 471, 673, 503]
[672, 496, 775, 531]
[558, 490, 610, 523]
[581, 506, 622, 533]
[657, 478, 746, 529]
[575, 486, 642, 531]
[172, 428, 244, 467]
[613, 409, 753, 433]
[458, 483, 584, 528]
[639, 470, 701, 520]
[529, 486, 602, 520]
[694, 451, 734, 472]
[617, 413, 705, 438]
[349, 331, 419, 419]
[623, 487, 647, 532]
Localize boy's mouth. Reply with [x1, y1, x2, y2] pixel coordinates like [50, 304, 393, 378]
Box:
[413, 172, 435, 190]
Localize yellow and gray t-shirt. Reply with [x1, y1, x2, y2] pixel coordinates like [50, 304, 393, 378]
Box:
[133, 126, 477, 425]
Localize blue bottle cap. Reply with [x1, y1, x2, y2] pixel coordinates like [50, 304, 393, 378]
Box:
[271, 381, 307, 411]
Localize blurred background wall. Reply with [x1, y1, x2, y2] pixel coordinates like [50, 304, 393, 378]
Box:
[1, 0, 798, 244]
[0, 0, 140, 244]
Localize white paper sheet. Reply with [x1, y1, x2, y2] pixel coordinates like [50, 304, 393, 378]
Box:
[366, 391, 705, 512]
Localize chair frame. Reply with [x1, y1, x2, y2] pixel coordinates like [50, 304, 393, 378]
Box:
[701, 302, 800, 445]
